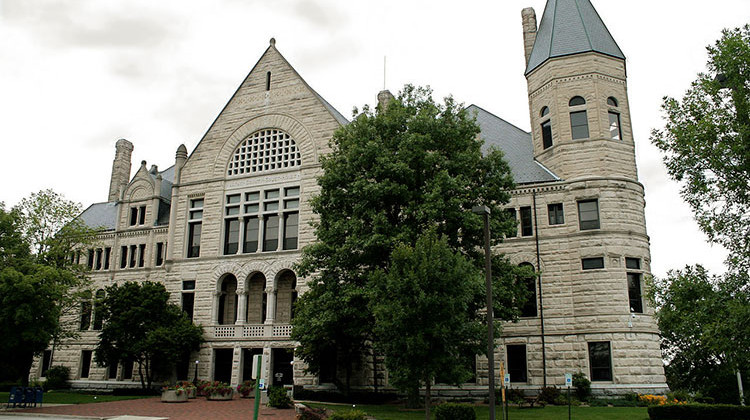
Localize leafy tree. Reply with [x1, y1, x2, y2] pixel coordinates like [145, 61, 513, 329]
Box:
[370, 230, 485, 419]
[293, 85, 524, 394]
[648, 265, 749, 404]
[650, 25, 750, 273]
[96, 281, 203, 390]
[14, 189, 84, 256]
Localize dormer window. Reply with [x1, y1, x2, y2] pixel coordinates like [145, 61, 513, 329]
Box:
[607, 97, 622, 140]
[129, 205, 146, 226]
[569, 96, 589, 140]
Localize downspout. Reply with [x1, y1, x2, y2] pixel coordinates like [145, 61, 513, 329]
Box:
[532, 190, 547, 387]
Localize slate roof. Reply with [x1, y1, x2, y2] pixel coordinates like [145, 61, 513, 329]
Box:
[467, 104, 559, 185]
[526, 0, 625, 74]
[78, 202, 119, 231]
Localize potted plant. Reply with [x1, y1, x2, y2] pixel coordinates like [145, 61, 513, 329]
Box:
[204, 381, 234, 401]
[196, 379, 211, 397]
[161, 385, 189, 403]
[178, 381, 197, 398]
[237, 380, 255, 398]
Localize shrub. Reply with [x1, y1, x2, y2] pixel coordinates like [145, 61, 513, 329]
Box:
[667, 389, 692, 402]
[434, 402, 476, 420]
[572, 372, 591, 402]
[267, 386, 292, 408]
[329, 410, 367, 420]
[648, 404, 750, 420]
[589, 398, 609, 407]
[203, 381, 233, 396]
[44, 366, 71, 390]
[504, 388, 525, 404]
[610, 399, 638, 407]
[297, 406, 328, 420]
[553, 394, 579, 406]
[236, 380, 255, 397]
[538, 386, 561, 404]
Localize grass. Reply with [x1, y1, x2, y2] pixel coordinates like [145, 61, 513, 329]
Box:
[1, 390, 152, 405]
[306, 402, 651, 420]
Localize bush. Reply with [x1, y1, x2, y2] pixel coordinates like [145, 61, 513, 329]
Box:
[504, 388, 525, 404]
[589, 398, 609, 407]
[668, 389, 692, 402]
[572, 372, 591, 402]
[297, 406, 328, 420]
[267, 386, 292, 408]
[538, 386, 561, 404]
[648, 404, 750, 420]
[329, 410, 367, 420]
[434, 403, 476, 420]
[553, 394, 579, 406]
[44, 366, 71, 390]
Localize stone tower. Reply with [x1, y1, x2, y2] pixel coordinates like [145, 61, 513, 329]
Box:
[108, 138, 134, 202]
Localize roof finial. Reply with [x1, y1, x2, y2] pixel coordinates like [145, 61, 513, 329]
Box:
[270, 37, 276, 46]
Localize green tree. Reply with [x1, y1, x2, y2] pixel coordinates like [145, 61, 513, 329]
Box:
[96, 281, 203, 390]
[370, 230, 485, 419]
[650, 25, 750, 273]
[648, 265, 749, 404]
[14, 189, 84, 256]
[293, 85, 523, 394]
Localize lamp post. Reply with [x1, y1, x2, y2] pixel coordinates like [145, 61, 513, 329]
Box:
[193, 360, 199, 386]
[472, 205, 495, 420]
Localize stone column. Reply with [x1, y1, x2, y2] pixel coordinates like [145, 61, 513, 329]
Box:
[264, 287, 277, 324]
[231, 346, 242, 387]
[236, 291, 247, 324]
[212, 291, 222, 324]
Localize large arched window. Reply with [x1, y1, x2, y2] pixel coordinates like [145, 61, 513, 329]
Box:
[518, 262, 537, 317]
[227, 129, 301, 176]
[218, 275, 238, 325]
[246, 272, 267, 324]
[569, 96, 589, 140]
[275, 270, 297, 323]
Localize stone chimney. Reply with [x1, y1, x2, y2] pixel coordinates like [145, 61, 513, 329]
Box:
[108, 139, 133, 202]
[522, 7, 538, 65]
[377, 90, 395, 112]
[174, 144, 188, 184]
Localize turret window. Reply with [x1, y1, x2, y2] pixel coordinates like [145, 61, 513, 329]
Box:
[607, 97, 618, 107]
[540, 106, 549, 117]
[540, 107, 552, 149]
[569, 96, 586, 106]
[569, 96, 589, 140]
[607, 97, 622, 140]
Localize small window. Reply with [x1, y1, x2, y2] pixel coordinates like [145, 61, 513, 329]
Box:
[266, 71, 271, 91]
[625, 258, 641, 270]
[577, 199, 600, 230]
[520, 206, 533, 237]
[607, 97, 618, 107]
[129, 207, 138, 226]
[80, 301, 92, 331]
[104, 247, 111, 270]
[155, 242, 164, 266]
[129, 245, 137, 268]
[541, 120, 553, 149]
[582, 257, 605, 270]
[95, 248, 102, 270]
[569, 96, 586, 106]
[570, 111, 589, 139]
[138, 205, 146, 225]
[628, 273, 643, 313]
[120, 246, 127, 269]
[138, 244, 145, 267]
[41, 350, 52, 377]
[505, 208, 518, 238]
[548, 203, 564, 225]
[540, 106, 549, 117]
[507, 344, 528, 383]
[608, 112, 622, 140]
[588, 342, 613, 381]
[183, 280, 196, 290]
[187, 224, 202, 258]
[80, 350, 93, 379]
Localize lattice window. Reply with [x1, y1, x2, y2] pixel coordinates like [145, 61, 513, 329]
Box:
[227, 129, 301, 176]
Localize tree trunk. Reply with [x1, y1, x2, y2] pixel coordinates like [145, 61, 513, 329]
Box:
[138, 360, 146, 390]
[424, 380, 432, 420]
[737, 369, 746, 406]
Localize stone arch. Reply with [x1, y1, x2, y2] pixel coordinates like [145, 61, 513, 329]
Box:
[128, 181, 152, 201]
[245, 271, 268, 324]
[266, 258, 297, 290]
[507, 254, 545, 272]
[211, 262, 243, 291]
[237, 261, 270, 291]
[212, 113, 318, 179]
[274, 269, 297, 324]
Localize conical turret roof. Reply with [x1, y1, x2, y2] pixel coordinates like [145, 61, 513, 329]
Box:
[525, 0, 624, 74]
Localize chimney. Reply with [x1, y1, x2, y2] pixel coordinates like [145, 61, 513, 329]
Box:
[174, 144, 188, 184]
[522, 7, 538, 65]
[108, 139, 133, 202]
[377, 90, 395, 113]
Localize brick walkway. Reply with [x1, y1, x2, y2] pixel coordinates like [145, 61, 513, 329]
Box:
[11, 396, 298, 419]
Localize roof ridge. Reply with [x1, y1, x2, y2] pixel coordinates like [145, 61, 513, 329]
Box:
[573, 0, 594, 51]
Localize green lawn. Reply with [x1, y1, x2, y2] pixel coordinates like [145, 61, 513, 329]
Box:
[1, 391, 152, 405]
[307, 403, 650, 420]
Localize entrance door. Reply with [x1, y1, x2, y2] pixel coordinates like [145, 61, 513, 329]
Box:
[214, 348, 233, 383]
[271, 348, 294, 386]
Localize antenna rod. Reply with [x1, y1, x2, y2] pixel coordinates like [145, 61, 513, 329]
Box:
[383, 56, 386, 90]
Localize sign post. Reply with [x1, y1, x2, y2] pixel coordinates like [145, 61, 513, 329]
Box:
[565, 373, 572, 420]
[252, 355, 263, 420]
[504, 372, 511, 420]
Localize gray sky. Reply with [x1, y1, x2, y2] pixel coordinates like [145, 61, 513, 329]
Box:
[1, 0, 746, 277]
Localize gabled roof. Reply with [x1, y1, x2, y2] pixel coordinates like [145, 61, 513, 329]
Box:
[525, 0, 624, 74]
[467, 105, 559, 185]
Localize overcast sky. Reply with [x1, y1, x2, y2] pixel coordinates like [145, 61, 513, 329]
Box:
[0, 0, 746, 278]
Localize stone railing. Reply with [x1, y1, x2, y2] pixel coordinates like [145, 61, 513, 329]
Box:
[211, 324, 293, 339]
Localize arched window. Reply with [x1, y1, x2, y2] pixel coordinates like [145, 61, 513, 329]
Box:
[607, 97, 622, 140]
[218, 275, 238, 325]
[540, 106, 552, 149]
[540, 106, 549, 117]
[569, 96, 589, 139]
[518, 263, 537, 317]
[246, 273, 267, 324]
[275, 270, 297, 323]
[227, 129, 301, 177]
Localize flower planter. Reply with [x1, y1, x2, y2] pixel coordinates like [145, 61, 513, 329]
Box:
[207, 392, 233, 401]
[161, 389, 188, 403]
[186, 388, 197, 399]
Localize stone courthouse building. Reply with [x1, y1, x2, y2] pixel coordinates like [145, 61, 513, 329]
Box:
[34, 0, 668, 396]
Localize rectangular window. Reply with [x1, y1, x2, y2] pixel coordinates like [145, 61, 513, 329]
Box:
[283, 212, 299, 250]
[582, 257, 605, 270]
[129, 207, 138, 226]
[138, 244, 145, 267]
[577, 199, 600, 230]
[243, 217, 259, 253]
[95, 248, 102, 270]
[122, 359, 134, 380]
[41, 350, 52, 377]
[628, 273, 643, 313]
[108, 364, 118, 380]
[625, 257, 641, 270]
[588, 342, 613, 381]
[608, 112, 622, 140]
[138, 205, 146, 225]
[224, 219, 240, 255]
[120, 246, 127, 269]
[541, 120, 553, 149]
[506, 208, 517, 237]
[263, 214, 279, 251]
[103, 247, 111, 270]
[87, 249, 94, 269]
[507, 344, 528, 383]
[521, 275, 537, 317]
[129, 245, 137, 268]
[187, 223, 201, 258]
[570, 110, 589, 139]
[182, 292, 195, 321]
[80, 301, 92, 331]
[155, 242, 164, 266]
[548, 203, 564, 225]
[80, 350, 92, 379]
[520, 206, 533, 237]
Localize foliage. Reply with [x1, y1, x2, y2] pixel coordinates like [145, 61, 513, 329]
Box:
[648, 265, 749, 404]
[328, 410, 368, 420]
[370, 230, 486, 412]
[236, 380, 255, 397]
[203, 381, 233, 397]
[434, 403, 477, 420]
[650, 25, 750, 273]
[13, 189, 83, 256]
[161, 384, 186, 396]
[648, 404, 750, 420]
[95, 281, 203, 390]
[538, 386, 561, 404]
[667, 390, 692, 402]
[504, 388, 526, 404]
[293, 85, 523, 396]
[572, 372, 591, 402]
[196, 380, 211, 396]
[297, 406, 328, 420]
[43, 366, 70, 390]
[267, 386, 292, 408]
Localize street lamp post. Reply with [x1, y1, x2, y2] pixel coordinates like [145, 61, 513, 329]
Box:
[193, 360, 199, 386]
[472, 205, 495, 420]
